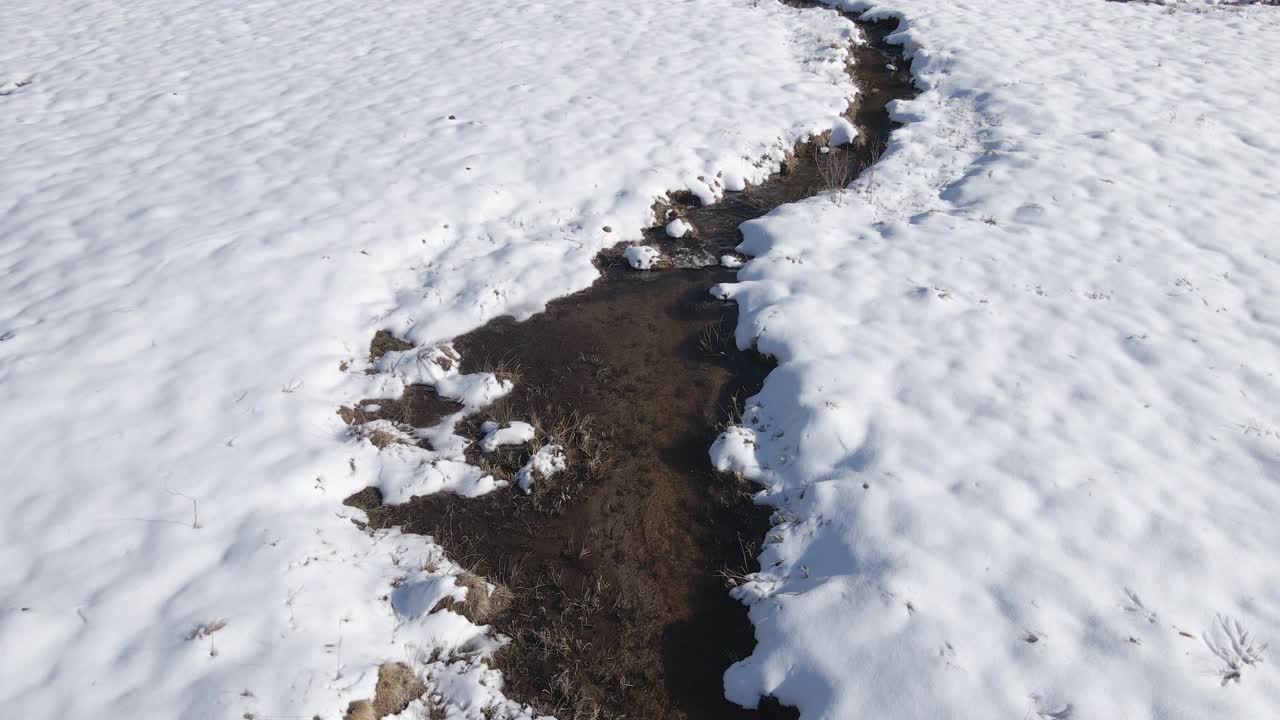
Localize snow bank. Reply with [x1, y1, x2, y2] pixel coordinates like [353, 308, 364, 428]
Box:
[0, 0, 858, 716]
[714, 1, 1280, 718]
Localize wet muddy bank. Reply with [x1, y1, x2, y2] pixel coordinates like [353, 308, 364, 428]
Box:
[346, 11, 915, 720]
[356, 266, 781, 719]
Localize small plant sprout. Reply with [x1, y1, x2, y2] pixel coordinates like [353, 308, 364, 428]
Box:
[168, 489, 202, 529]
[330, 617, 350, 680]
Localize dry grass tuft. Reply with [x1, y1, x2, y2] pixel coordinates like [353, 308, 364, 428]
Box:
[434, 571, 513, 625]
[473, 353, 523, 386]
[814, 144, 851, 192]
[367, 430, 399, 449]
[650, 199, 675, 226]
[594, 242, 626, 264]
[343, 662, 427, 720]
[344, 700, 376, 720]
[492, 569, 656, 720]
[707, 468, 755, 509]
[779, 150, 801, 177]
[697, 317, 735, 358]
[458, 397, 612, 516]
[369, 330, 413, 361]
[187, 619, 227, 640]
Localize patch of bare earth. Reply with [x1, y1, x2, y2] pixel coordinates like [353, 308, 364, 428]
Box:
[349, 268, 781, 719]
[341, 12, 916, 720]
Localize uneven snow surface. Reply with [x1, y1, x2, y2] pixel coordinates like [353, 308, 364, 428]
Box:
[0, 0, 856, 717]
[7, 0, 1280, 717]
[713, 0, 1280, 718]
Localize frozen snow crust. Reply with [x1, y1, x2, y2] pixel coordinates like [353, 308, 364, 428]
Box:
[0, 0, 859, 717]
[713, 0, 1280, 718]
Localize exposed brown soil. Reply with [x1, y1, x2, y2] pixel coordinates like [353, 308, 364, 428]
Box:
[353, 268, 779, 719]
[338, 385, 465, 433]
[369, 329, 413, 361]
[345, 11, 915, 720]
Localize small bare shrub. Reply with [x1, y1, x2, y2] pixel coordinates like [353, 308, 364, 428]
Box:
[814, 145, 851, 192]
[1205, 614, 1268, 685]
[187, 619, 226, 640]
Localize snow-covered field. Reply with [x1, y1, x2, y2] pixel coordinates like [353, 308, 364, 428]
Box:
[4, 0, 1279, 718]
[713, 0, 1280, 718]
[0, 1, 856, 717]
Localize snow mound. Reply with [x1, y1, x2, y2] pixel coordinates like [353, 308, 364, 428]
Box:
[624, 245, 663, 270]
[665, 218, 693, 239]
[515, 444, 567, 494]
[828, 116, 858, 146]
[478, 421, 535, 452]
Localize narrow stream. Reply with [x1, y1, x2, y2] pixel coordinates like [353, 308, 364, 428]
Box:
[347, 10, 915, 720]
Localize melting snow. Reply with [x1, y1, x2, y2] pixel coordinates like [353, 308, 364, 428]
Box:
[515, 444, 568, 495]
[665, 218, 693, 239]
[0, 0, 856, 717]
[714, 1, 1280, 718]
[623, 244, 663, 270]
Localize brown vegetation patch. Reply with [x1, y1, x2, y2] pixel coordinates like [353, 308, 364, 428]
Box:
[344, 662, 427, 720]
[433, 571, 514, 625]
[187, 618, 226, 640]
[369, 330, 413, 361]
[339, 385, 465, 430]
[341, 10, 915, 720]
[353, 267, 783, 719]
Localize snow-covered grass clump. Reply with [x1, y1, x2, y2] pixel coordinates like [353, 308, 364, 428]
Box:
[515, 444, 568, 494]
[624, 245, 663, 270]
[714, 0, 1280, 718]
[665, 218, 694, 239]
[479, 421, 536, 452]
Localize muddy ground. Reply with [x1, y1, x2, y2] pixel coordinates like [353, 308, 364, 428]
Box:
[344, 12, 915, 720]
